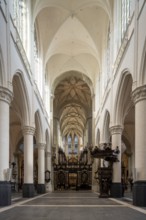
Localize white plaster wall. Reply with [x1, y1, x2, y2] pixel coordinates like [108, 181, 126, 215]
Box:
[95, 1, 146, 141]
[0, 2, 9, 86]
[137, 2, 146, 85]
[1, 0, 146, 188]
[0, 1, 50, 143]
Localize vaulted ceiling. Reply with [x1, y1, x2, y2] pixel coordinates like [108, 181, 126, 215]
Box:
[32, 0, 113, 138]
[54, 75, 92, 137]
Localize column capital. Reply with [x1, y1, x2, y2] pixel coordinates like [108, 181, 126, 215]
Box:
[22, 126, 35, 135]
[132, 85, 146, 104]
[0, 86, 13, 105]
[37, 143, 46, 150]
[110, 125, 123, 135]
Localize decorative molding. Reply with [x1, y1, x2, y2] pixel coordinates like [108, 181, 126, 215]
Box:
[110, 125, 123, 135]
[22, 126, 35, 135]
[0, 87, 13, 104]
[132, 85, 146, 104]
[37, 143, 46, 150]
[113, 35, 128, 74]
[15, 30, 33, 81]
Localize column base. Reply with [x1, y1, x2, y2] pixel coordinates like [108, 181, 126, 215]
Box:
[37, 184, 46, 194]
[133, 181, 146, 207]
[110, 182, 122, 198]
[0, 181, 11, 206]
[23, 184, 34, 198]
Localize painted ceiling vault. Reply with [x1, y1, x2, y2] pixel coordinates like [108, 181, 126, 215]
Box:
[32, 0, 113, 138]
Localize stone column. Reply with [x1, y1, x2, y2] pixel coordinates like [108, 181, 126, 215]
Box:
[132, 85, 146, 206]
[0, 87, 13, 206]
[110, 125, 123, 197]
[45, 152, 52, 191]
[37, 143, 46, 194]
[22, 126, 35, 197]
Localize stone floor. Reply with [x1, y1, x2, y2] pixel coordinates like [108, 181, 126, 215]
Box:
[0, 190, 146, 220]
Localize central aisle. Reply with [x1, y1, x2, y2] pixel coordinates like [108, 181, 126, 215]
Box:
[0, 191, 146, 220]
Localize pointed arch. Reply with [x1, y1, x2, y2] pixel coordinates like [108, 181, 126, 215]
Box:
[113, 70, 133, 125]
[12, 71, 31, 126]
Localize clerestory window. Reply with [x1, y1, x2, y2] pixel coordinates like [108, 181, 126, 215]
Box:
[13, 0, 27, 48]
[121, 0, 130, 39]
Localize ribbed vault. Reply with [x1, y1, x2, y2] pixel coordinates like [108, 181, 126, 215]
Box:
[54, 75, 92, 138]
[33, 0, 112, 87]
[32, 0, 113, 142]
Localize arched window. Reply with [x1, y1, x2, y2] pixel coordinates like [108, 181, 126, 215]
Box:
[34, 32, 38, 85]
[68, 135, 72, 154]
[74, 135, 78, 154]
[33, 25, 43, 96]
[13, 0, 27, 47]
[121, 0, 130, 39]
[67, 135, 79, 154]
[105, 26, 111, 89]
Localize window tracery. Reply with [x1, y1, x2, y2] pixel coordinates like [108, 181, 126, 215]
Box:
[104, 26, 111, 89]
[121, 0, 130, 39]
[13, 0, 27, 47]
[67, 135, 79, 155]
[34, 26, 43, 96]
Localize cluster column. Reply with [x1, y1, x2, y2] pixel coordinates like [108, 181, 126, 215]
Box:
[37, 143, 46, 194]
[132, 85, 146, 206]
[0, 87, 13, 206]
[22, 126, 35, 197]
[110, 125, 123, 197]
